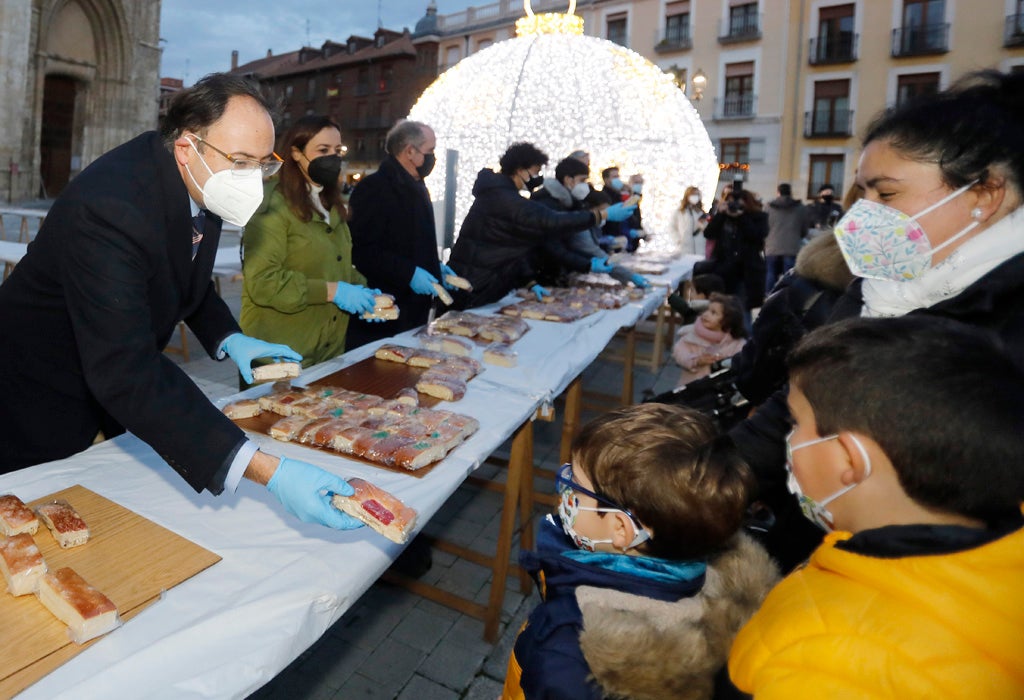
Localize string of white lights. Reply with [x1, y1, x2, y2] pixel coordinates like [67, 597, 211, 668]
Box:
[408, 10, 719, 253]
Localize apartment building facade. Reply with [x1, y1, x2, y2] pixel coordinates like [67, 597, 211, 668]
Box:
[231, 28, 439, 175]
[425, 0, 1024, 202]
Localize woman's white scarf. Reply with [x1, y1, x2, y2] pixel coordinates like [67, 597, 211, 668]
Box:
[308, 182, 330, 221]
[862, 206, 1024, 317]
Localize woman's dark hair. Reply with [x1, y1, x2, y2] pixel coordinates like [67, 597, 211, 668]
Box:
[733, 188, 762, 213]
[499, 142, 548, 176]
[863, 69, 1024, 193]
[159, 73, 274, 150]
[277, 115, 342, 223]
[554, 156, 589, 184]
[709, 292, 747, 338]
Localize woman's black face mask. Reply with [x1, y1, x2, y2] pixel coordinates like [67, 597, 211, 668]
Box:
[307, 155, 344, 187]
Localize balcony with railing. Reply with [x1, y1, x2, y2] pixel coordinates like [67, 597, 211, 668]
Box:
[804, 109, 854, 138]
[1005, 14, 1024, 47]
[655, 25, 693, 53]
[809, 33, 858, 64]
[714, 93, 757, 120]
[891, 22, 949, 56]
[719, 14, 762, 44]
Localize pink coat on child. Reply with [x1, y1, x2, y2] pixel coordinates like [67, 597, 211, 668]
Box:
[672, 318, 746, 388]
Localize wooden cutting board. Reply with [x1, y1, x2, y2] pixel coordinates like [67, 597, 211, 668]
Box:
[0, 485, 221, 697]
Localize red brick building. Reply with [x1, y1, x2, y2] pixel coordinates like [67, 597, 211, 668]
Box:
[230, 28, 439, 176]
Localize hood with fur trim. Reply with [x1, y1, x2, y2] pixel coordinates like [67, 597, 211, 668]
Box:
[539, 177, 575, 208]
[577, 534, 778, 700]
[793, 232, 855, 293]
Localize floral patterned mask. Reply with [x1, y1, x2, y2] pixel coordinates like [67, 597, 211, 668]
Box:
[833, 181, 978, 282]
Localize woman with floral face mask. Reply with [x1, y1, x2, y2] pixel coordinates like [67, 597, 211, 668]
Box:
[728, 69, 1024, 574]
[241, 116, 380, 376]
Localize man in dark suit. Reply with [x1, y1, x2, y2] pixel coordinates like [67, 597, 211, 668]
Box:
[347, 120, 453, 348]
[0, 74, 362, 531]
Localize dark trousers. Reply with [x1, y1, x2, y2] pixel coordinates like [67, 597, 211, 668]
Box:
[765, 255, 796, 295]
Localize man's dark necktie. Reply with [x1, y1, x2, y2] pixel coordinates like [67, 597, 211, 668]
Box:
[191, 210, 205, 260]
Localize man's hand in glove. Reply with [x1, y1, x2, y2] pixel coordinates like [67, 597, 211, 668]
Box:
[221, 333, 302, 384]
[266, 458, 364, 530]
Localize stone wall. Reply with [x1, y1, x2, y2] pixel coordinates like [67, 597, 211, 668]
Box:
[0, 0, 161, 202]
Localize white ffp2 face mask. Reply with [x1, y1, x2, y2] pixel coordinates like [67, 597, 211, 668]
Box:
[570, 182, 591, 201]
[185, 138, 265, 227]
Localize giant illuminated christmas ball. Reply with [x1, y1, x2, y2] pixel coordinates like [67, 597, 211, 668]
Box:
[409, 3, 719, 249]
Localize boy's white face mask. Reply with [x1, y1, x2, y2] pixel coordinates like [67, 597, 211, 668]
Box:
[785, 432, 872, 531]
[555, 463, 650, 552]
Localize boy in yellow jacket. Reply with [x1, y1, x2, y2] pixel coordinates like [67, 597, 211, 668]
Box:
[729, 316, 1024, 699]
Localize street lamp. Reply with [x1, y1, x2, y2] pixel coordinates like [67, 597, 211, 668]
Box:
[691, 68, 707, 101]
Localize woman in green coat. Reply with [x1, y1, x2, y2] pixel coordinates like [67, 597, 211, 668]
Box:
[242, 116, 379, 369]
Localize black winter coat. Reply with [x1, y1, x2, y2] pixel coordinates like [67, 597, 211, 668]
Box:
[0, 132, 245, 490]
[731, 233, 853, 405]
[348, 156, 441, 345]
[447, 169, 596, 308]
[730, 248, 1024, 572]
[702, 210, 769, 309]
[531, 185, 593, 283]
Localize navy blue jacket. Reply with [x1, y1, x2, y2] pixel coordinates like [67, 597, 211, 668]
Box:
[505, 519, 705, 699]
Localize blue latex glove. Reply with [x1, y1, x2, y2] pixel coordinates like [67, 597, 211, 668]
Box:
[266, 458, 364, 530]
[440, 263, 458, 290]
[630, 273, 650, 288]
[590, 257, 614, 273]
[221, 333, 302, 385]
[606, 202, 637, 222]
[627, 229, 645, 240]
[530, 284, 551, 301]
[332, 282, 377, 315]
[410, 266, 439, 296]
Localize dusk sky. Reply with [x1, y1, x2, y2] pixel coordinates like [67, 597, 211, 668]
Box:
[159, 0, 484, 84]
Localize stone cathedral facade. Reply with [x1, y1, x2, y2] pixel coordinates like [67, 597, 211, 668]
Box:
[0, 0, 161, 202]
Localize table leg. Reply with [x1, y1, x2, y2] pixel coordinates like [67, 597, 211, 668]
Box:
[621, 328, 636, 405]
[651, 302, 671, 372]
[517, 424, 535, 595]
[560, 376, 583, 465]
[484, 419, 531, 642]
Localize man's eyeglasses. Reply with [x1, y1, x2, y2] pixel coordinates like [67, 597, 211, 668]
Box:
[555, 463, 647, 527]
[192, 135, 283, 177]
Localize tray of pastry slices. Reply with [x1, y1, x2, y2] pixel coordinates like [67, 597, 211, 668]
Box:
[224, 351, 481, 477]
[0, 485, 220, 698]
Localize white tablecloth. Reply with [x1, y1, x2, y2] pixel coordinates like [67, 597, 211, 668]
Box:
[2, 253, 698, 699]
[0, 240, 28, 266]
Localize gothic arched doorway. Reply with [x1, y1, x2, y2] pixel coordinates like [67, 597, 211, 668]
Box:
[40, 74, 78, 197]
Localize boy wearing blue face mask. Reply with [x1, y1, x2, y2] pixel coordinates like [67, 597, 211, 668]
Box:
[729, 315, 1024, 699]
[502, 404, 778, 700]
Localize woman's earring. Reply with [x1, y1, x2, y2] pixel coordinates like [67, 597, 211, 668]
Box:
[970, 207, 983, 220]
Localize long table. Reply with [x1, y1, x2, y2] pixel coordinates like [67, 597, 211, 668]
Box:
[1, 257, 696, 699]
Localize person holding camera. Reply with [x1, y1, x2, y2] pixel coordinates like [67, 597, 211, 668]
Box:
[698, 187, 769, 315]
